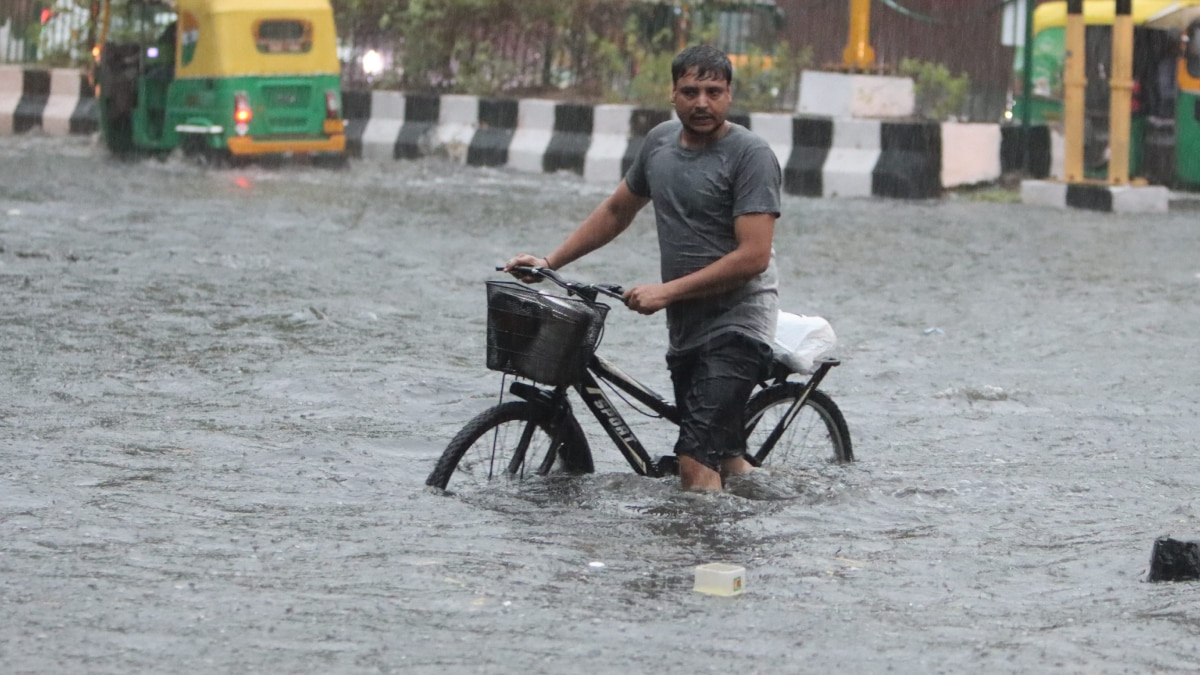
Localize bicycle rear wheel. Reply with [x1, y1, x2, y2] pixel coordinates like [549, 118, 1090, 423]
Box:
[744, 384, 852, 466]
[426, 401, 593, 493]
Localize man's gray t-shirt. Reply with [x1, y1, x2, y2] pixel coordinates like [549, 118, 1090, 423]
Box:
[624, 120, 781, 354]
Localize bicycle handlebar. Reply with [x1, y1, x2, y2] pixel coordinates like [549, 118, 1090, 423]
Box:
[498, 265, 626, 304]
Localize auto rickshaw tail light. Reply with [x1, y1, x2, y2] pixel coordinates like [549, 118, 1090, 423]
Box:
[234, 92, 253, 135]
[234, 93, 253, 123]
[325, 90, 340, 119]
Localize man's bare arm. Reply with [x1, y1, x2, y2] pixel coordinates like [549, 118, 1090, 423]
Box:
[505, 180, 649, 273]
[624, 212, 775, 315]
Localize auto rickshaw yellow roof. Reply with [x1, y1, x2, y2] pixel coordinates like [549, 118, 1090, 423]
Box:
[174, 0, 339, 78]
[176, 0, 335, 15]
[1033, 0, 1200, 32]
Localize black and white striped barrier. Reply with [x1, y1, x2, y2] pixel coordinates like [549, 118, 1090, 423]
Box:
[338, 92, 1010, 199]
[786, 117, 940, 198]
[3, 67, 1031, 200]
[0, 65, 97, 136]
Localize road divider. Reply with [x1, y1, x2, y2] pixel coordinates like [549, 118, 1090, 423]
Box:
[2, 67, 1053, 199]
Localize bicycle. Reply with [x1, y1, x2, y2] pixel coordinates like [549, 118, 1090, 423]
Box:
[425, 267, 852, 493]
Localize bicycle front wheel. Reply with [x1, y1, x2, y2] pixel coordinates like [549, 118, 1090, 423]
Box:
[426, 401, 593, 493]
[744, 384, 852, 466]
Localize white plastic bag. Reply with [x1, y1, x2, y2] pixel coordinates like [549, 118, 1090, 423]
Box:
[772, 311, 837, 373]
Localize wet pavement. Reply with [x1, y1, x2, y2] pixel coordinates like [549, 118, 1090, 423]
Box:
[2, 134, 1199, 674]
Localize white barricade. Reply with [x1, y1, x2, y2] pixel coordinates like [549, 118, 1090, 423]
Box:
[583, 104, 632, 184]
[436, 94, 478, 164]
[42, 68, 83, 136]
[941, 122, 1002, 187]
[507, 99, 555, 175]
[0, 65, 22, 134]
[748, 112, 794, 168]
[823, 118, 881, 198]
[361, 91, 405, 161]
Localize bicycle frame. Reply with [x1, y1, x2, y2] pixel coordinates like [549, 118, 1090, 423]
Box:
[490, 266, 841, 477]
[504, 350, 840, 478]
[574, 355, 676, 477]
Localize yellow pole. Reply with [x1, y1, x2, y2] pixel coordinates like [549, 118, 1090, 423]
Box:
[1107, 0, 1134, 185]
[678, 4, 690, 52]
[842, 0, 876, 70]
[90, 0, 113, 93]
[95, 0, 113, 58]
[1063, 0, 1086, 182]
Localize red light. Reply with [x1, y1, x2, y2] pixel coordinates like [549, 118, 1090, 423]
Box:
[234, 92, 253, 125]
[41, 9, 53, 24]
[324, 90, 339, 119]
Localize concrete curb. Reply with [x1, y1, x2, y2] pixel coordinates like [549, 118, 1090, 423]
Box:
[1021, 179, 1170, 213]
[2, 67, 1051, 199]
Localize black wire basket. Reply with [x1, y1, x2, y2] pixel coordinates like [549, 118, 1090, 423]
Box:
[485, 281, 609, 386]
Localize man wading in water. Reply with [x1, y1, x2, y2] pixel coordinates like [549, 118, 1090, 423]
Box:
[506, 45, 781, 491]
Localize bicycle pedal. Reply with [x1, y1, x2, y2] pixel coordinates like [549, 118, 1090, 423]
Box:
[655, 455, 679, 476]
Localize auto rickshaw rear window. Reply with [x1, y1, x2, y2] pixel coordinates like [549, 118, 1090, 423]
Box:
[254, 19, 313, 54]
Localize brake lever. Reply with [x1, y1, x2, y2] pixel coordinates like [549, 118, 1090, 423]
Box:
[596, 283, 625, 299]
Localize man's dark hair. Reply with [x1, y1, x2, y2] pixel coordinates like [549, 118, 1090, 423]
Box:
[671, 45, 733, 85]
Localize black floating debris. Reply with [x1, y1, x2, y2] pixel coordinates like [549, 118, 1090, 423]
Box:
[1147, 537, 1200, 582]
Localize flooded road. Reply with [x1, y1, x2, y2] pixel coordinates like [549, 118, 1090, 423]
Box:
[2, 134, 1199, 674]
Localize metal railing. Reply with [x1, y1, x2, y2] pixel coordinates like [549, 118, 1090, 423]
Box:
[1, 1, 94, 66]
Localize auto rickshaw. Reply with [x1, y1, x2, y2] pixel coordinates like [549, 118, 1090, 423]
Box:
[1160, 7, 1200, 188]
[1009, 0, 1200, 187]
[93, 0, 345, 163]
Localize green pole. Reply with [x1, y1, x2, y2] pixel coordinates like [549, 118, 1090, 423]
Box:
[1021, 0, 1036, 175]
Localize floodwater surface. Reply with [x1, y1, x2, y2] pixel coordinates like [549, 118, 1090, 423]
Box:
[2, 135, 1199, 674]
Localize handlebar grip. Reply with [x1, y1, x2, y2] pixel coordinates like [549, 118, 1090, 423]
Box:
[498, 264, 545, 277]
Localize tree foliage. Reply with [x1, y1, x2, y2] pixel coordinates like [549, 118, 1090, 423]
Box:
[13, 0, 799, 111]
[898, 57, 971, 121]
[332, 0, 800, 111]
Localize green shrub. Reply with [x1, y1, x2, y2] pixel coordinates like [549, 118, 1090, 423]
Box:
[627, 49, 675, 108]
[898, 58, 970, 121]
[733, 42, 812, 113]
[626, 29, 810, 113]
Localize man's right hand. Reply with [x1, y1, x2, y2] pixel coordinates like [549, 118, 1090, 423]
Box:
[503, 253, 552, 283]
[623, 283, 671, 315]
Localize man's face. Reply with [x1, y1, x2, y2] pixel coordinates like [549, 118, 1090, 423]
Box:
[671, 67, 732, 138]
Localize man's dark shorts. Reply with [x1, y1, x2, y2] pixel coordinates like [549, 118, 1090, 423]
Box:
[667, 331, 773, 471]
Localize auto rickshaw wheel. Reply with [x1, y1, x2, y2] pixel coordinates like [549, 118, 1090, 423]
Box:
[181, 136, 235, 168]
[180, 135, 209, 162]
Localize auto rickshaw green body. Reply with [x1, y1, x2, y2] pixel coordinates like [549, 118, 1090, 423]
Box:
[95, 0, 345, 160]
[1176, 17, 1200, 187]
